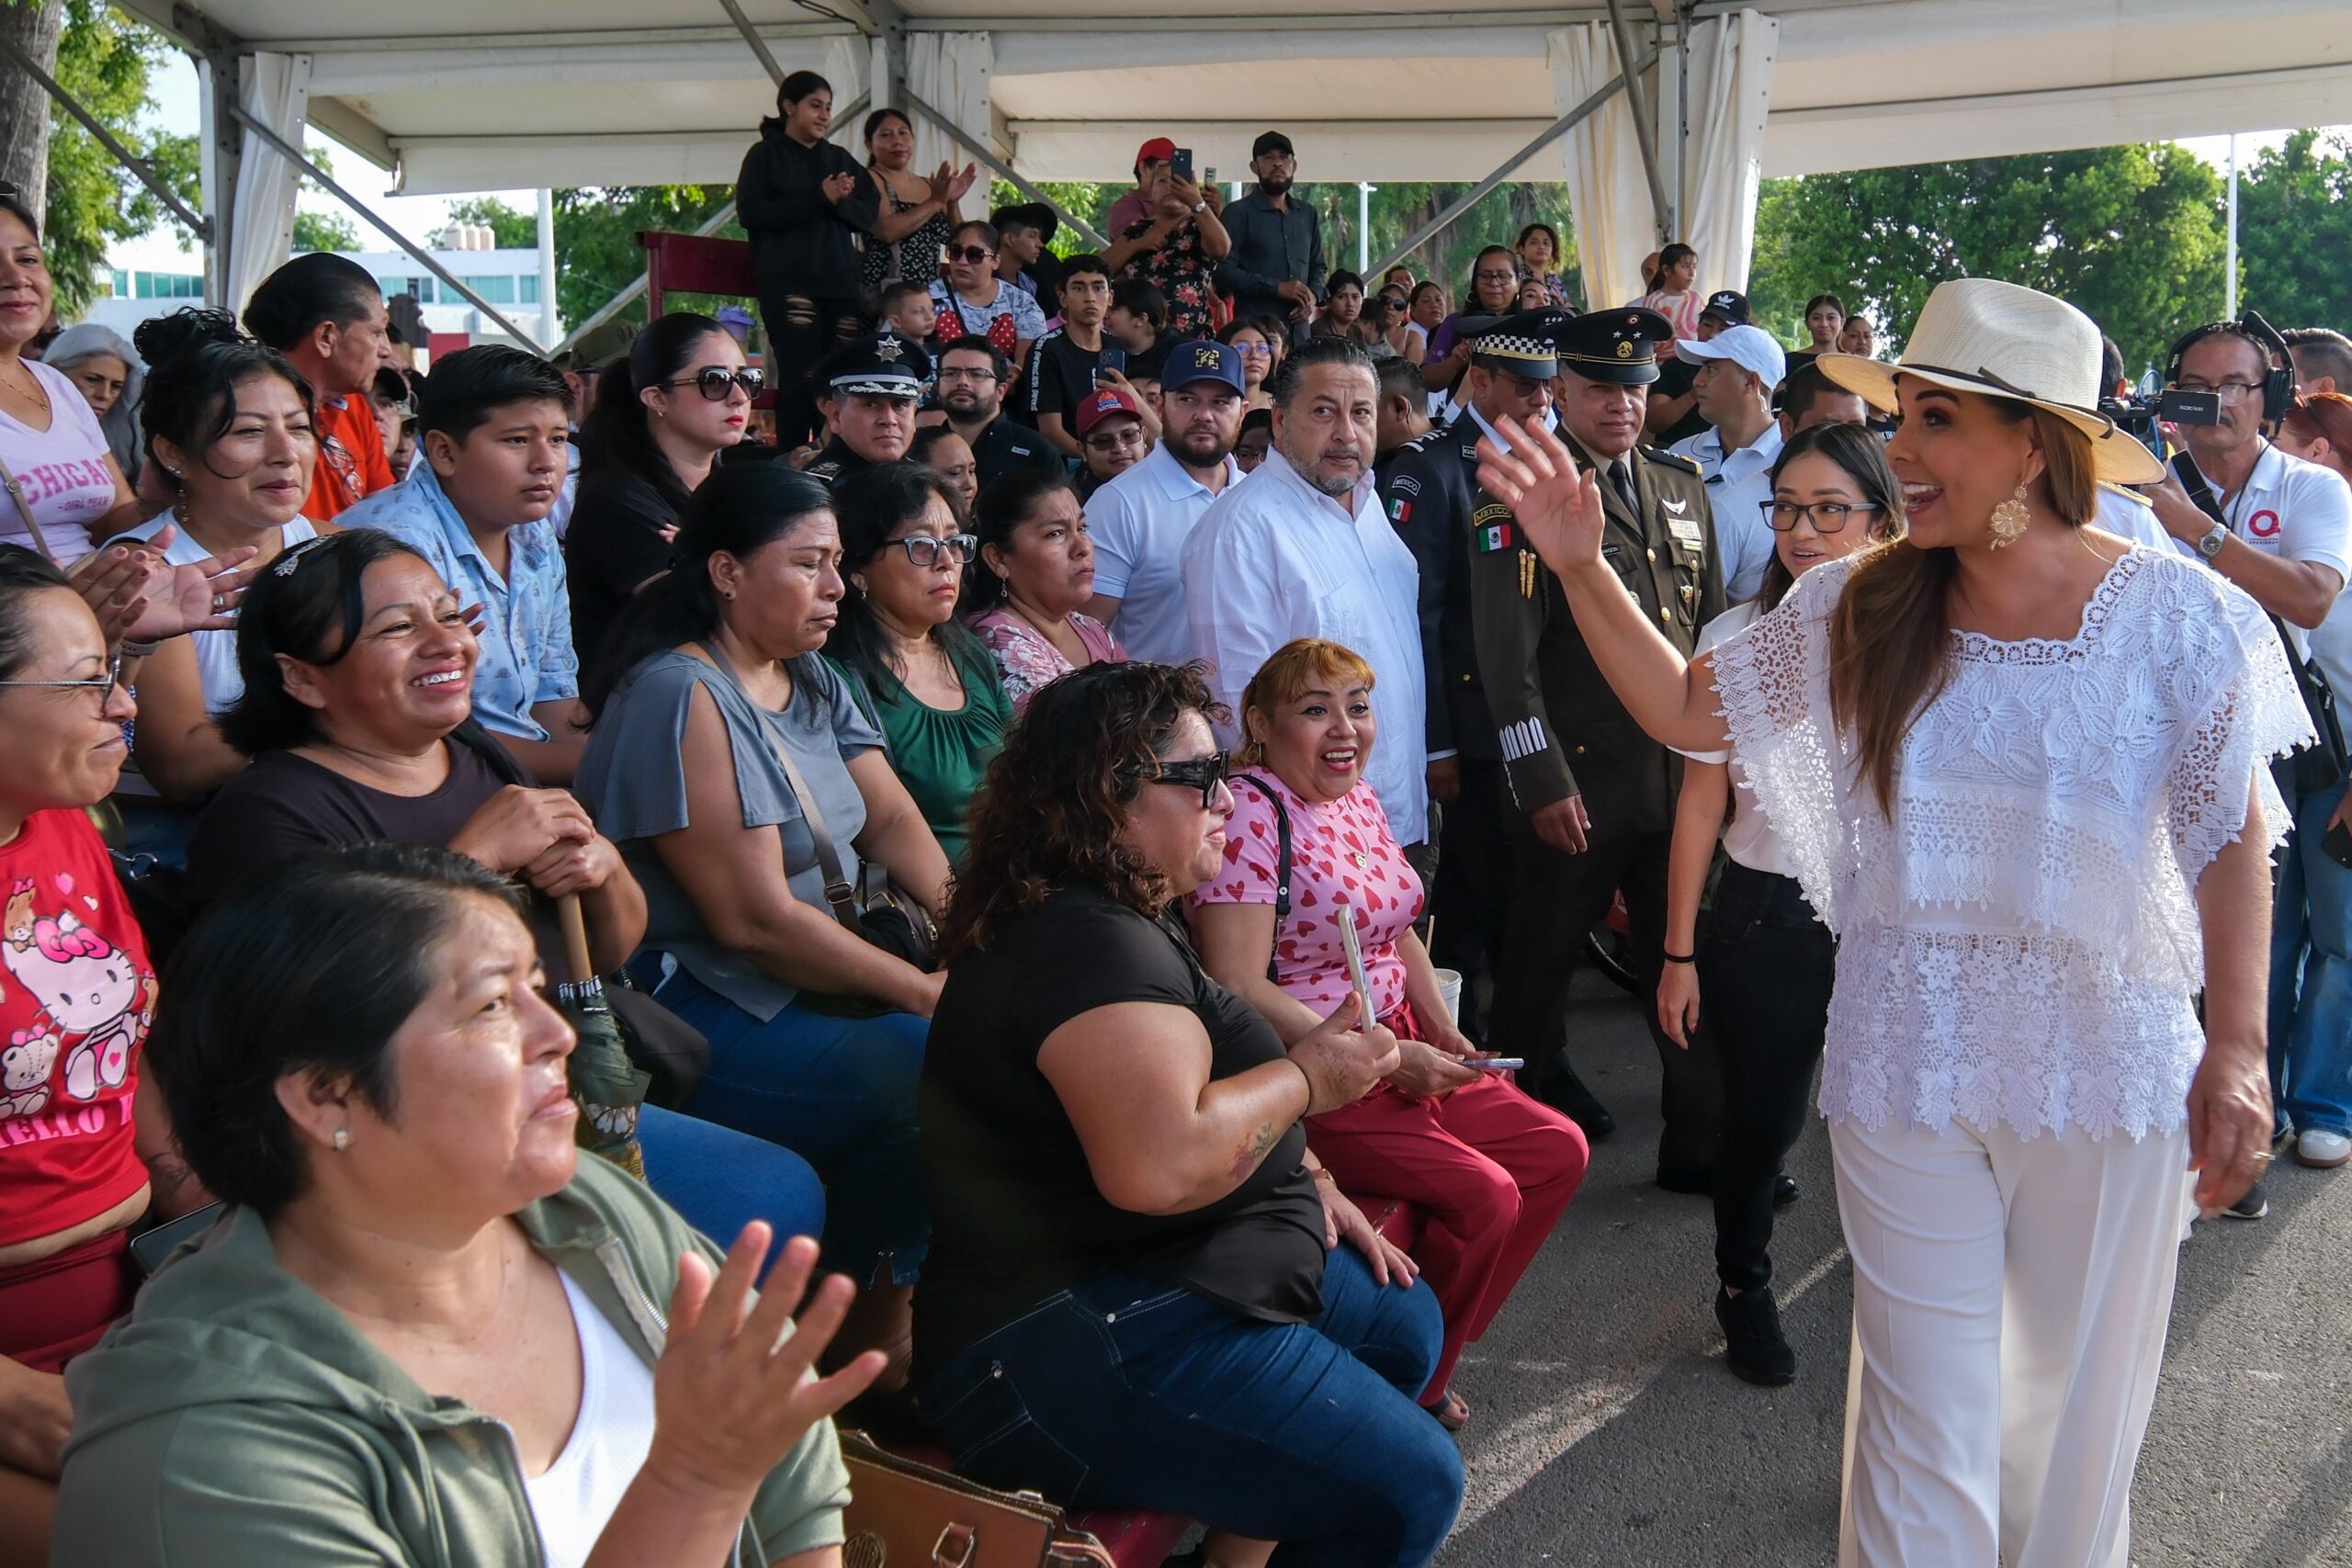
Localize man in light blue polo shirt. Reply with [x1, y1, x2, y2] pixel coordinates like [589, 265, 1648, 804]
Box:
[339, 345, 585, 780]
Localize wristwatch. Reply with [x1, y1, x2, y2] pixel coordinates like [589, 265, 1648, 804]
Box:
[1191, 199, 1207, 214]
[2197, 521, 2230, 559]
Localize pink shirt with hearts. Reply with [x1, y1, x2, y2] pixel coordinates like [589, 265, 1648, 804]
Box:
[1187, 771, 1421, 1021]
[0, 809, 153, 1247]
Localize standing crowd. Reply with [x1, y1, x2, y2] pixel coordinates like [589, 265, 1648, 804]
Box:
[0, 74, 2348, 1568]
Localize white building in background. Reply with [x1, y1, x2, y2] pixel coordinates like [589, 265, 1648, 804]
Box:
[82, 238, 555, 361]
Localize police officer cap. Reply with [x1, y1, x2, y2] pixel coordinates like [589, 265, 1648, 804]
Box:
[1470, 308, 1573, 379]
[1551, 307, 1676, 386]
[819, 331, 932, 400]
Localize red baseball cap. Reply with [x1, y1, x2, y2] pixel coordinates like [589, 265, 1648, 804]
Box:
[1075, 386, 1144, 437]
[1135, 137, 1176, 170]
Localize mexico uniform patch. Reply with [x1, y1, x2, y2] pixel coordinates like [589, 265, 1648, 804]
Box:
[1388, 497, 1412, 525]
[1473, 502, 1515, 553]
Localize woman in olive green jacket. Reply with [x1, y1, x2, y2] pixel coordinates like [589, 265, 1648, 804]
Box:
[54, 843, 881, 1568]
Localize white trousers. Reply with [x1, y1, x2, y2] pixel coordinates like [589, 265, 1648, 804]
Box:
[1829, 1115, 2190, 1568]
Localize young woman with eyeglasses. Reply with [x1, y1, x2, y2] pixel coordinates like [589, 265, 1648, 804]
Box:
[1654, 421, 1900, 1386]
[565, 312, 752, 667]
[826, 462, 1011, 864]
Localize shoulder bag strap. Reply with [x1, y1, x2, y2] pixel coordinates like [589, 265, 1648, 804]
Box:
[0, 449, 58, 564]
[1229, 773, 1291, 984]
[695, 641, 864, 931]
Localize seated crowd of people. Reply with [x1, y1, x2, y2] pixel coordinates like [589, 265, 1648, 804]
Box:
[4, 94, 2352, 1567]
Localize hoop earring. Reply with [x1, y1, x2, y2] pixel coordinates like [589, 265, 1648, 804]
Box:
[1988, 484, 2030, 549]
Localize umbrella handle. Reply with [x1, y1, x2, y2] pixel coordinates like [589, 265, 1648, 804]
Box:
[556, 894, 596, 986]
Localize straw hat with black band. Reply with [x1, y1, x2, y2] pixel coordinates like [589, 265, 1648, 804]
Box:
[1814, 278, 2165, 486]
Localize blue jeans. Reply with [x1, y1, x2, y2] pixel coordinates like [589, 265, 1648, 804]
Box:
[2268, 784, 2352, 1137]
[920, 1247, 1463, 1567]
[636, 1104, 827, 1269]
[651, 965, 929, 1287]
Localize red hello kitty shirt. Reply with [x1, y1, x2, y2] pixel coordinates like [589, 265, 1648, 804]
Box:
[0, 809, 153, 1247]
[1187, 773, 1422, 1021]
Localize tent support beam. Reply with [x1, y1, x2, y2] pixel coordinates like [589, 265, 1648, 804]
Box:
[222, 104, 549, 354]
[714, 0, 786, 85]
[900, 86, 1108, 252]
[1606, 0, 1674, 243]
[1370, 51, 1650, 279]
[0, 28, 210, 240]
[553, 199, 737, 354]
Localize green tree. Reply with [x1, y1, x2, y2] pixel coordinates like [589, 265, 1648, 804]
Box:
[549, 185, 740, 330]
[985, 179, 1112, 255]
[290, 209, 359, 254]
[447, 196, 538, 251]
[2234, 130, 2352, 335]
[1746, 142, 2225, 375]
[32, 0, 198, 316]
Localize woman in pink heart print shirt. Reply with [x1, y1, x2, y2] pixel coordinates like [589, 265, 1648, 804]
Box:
[1187, 637, 1588, 1433]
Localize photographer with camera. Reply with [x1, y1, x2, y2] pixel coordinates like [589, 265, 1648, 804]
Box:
[2147, 317, 2352, 1191]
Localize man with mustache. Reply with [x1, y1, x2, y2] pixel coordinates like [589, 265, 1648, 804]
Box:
[1182, 336, 1430, 852]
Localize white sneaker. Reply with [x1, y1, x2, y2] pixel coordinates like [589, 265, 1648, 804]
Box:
[2296, 1129, 2352, 1168]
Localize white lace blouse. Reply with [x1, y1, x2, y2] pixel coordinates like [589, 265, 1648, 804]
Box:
[1709, 547, 2310, 1141]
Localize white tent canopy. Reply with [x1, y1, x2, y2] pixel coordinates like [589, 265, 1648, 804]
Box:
[105, 0, 2352, 318]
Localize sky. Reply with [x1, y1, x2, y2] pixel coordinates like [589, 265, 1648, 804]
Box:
[105, 52, 2345, 276]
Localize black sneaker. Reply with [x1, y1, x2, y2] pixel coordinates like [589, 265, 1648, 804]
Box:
[1715, 1285, 1797, 1385]
[2223, 1180, 2268, 1220]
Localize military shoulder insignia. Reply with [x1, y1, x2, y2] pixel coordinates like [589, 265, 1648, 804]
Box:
[1643, 446, 1702, 474]
[1388, 472, 1422, 497]
[1472, 502, 1516, 553]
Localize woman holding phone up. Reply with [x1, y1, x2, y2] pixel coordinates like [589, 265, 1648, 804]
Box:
[1188, 638, 1588, 1432]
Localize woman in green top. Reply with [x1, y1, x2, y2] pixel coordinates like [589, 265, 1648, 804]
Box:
[826, 462, 1011, 863]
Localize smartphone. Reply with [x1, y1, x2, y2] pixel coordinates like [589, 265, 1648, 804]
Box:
[1204, 165, 1217, 186]
[1093, 346, 1126, 387]
[1171, 147, 1194, 183]
[2325, 819, 2352, 871]
[1336, 905, 1376, 1028]
[1471, 1057, 1526, 1073]
[130, 1201, 225, 1278]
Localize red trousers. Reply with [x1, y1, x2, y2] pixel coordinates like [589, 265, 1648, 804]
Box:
[0, 1228, 137, 1373]
[1307, 1005, 1589, 1403]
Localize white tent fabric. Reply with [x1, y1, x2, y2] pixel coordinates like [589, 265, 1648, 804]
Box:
[1679, 9, 1779, 302]
[201, 49, 311, 311]
[906, 31, 994, 160]
[1549, 24, 1650, 317]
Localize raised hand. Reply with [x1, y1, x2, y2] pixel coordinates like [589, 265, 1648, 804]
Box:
[945, 162, 980, 201]
[1475, 417, 1606, 578]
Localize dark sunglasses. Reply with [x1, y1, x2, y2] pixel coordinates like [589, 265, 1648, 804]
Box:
[953, 244, 996, 265]
[1125, 751, 1228, 808]
[667, 367, 763, 400]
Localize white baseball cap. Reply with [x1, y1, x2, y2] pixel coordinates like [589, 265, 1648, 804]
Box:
[1676, 323, 1786, 389]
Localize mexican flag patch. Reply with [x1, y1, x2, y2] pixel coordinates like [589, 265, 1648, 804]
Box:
[1473, 502, 1515, 553]
[1388, 497, 1412, 525]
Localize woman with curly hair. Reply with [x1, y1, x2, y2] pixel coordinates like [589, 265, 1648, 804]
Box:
[916, 660, 1464, 1568]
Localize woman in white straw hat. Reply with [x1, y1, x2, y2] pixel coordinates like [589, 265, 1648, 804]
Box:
[1473, 276, 2308, 1567]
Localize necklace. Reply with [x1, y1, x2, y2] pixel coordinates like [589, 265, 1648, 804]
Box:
[0, 358, 47, 419]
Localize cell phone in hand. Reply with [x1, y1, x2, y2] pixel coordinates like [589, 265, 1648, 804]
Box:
[1337, 906, 1376, 1028]
[1093, 346, 1126, 388]
[2324, 819, 2352, 870]
[1171, 147, 1194, 182]
[1470, 1057, 1525, 1073]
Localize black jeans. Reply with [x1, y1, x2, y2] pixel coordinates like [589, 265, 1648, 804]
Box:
[1700, 860, 1834, 1292]
[760, 290, 865, 448]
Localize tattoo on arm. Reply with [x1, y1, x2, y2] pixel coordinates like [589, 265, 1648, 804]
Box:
[1227, 1121, 1280, 1183]
[145, 1152, 198, 1212]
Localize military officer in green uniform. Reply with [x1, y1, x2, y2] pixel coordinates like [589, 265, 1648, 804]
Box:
[1468, 305, 1725, 1184]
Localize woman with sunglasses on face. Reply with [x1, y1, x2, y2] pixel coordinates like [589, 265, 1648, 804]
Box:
[1483, 279, 2301, 1563]
[1374, 288, 1424, 367]
[565, 313, 752, 668]
[966, 470, 1126, 716]
[917, 661, 1462, 1568]
[1654, 424, 1900, 1387]
[825, 463, 1011, 865]
[0, 546, 220, 1566]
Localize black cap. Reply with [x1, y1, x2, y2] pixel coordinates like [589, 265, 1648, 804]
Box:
[817, 331, 932, 400]
[1700, 289, 1751, 327]
[1551, 307, 1677, 385]
[1252, 130, 1295, 160]
[1470, 308, 1571, 379]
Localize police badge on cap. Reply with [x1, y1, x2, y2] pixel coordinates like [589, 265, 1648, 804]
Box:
[820, 332, 932, 400]
[1550, 308, 1676, 386]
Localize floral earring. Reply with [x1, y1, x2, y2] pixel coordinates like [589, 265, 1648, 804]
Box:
[1988, 483, 2030, 548]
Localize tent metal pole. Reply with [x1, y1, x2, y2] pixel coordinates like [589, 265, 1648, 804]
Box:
[550, 198, 737, 355]
[715, 0, 786, 85]
[1369, 57, 1647, 279]
[899, 86, 1109, 252]
[222, 104, 550, 355]
[0, 29, 210, 240]
[1606, 0, 1673, 244]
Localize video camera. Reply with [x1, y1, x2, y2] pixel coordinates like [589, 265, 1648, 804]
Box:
[2099, 386, 2221, 436]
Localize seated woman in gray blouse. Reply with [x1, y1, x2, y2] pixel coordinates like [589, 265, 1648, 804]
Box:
[574, 462, 951, 1383]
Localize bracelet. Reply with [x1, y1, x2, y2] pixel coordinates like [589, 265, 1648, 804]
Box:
[1310, 1168, 1337, 1185]
[1662, 949, 1697, 965]
[1279, 1053, 1317, 1111]
[119, 639, 160, 659]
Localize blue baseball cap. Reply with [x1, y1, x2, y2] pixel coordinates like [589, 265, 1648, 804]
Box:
[1162, 338, 1246, 395]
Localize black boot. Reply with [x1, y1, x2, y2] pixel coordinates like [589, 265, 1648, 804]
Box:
[1715, 1285, 1797, 1385]
[1531, 1051, 1615, 1137]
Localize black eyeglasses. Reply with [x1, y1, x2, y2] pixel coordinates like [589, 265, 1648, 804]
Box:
[887, 533, 978, 569]
[667, 367, 763, 400]
[0, 651, 123, 700]
[1761, 500, 1882, 533]
[1125, 751, 1228, 808]
[952, 245, 995, 265]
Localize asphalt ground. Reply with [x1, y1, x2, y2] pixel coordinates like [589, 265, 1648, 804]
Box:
[1432, 966, 2352, 1567]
